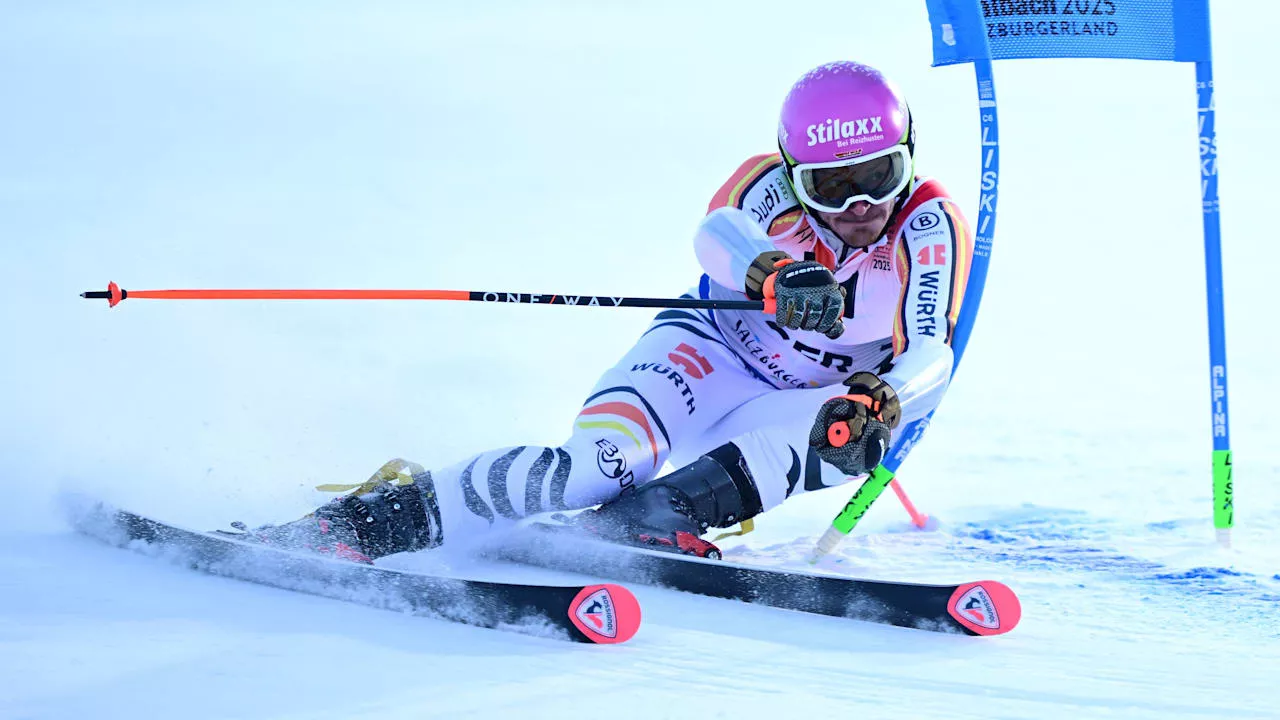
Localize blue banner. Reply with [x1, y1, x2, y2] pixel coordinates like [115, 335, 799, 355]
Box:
[925, 0, 1211, 64]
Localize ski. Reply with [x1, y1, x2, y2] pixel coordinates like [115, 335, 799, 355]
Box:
[68, 502, 641, 644]
[496, 523, 1021, 636]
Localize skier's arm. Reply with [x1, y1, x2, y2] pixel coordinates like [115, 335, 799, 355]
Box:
[694, 208, 846, 338]
[695, 154, 804, 293]
[880, 197, 973, 428]
[692, 206, 777, 293]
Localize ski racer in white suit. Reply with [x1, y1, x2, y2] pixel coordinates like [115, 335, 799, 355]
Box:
[247, 61, 974, 563]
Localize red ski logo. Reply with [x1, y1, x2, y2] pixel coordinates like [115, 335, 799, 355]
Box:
[568, 584, 641, 644]
[953, 585, 1000, 630]
[573, 588, 618, 638]
[946, 581, 1021, 636]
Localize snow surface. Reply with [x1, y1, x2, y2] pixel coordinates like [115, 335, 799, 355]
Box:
[2, 1, 1278, 718]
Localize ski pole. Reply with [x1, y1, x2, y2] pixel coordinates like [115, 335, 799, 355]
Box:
[80, 281, 766, 312]
[84, 280, 932, 533]
[890, 478, 930, 528]
[809, 466, 896, 563]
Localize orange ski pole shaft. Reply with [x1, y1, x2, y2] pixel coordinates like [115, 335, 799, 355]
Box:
[81, 281, 765, 311]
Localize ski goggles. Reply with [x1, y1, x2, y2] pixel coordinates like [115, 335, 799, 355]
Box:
[789, 144, 912, 213]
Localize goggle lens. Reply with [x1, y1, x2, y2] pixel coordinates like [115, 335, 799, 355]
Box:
[792, 146, 911, 212]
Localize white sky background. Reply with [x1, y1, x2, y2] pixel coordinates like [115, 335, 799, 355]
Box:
[3, 4, 1280, 719]
[1, 1, 1276, 540]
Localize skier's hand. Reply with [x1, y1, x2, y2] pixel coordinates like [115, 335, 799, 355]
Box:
[809, 372, 902, 476]
[745, 251, 845, 339]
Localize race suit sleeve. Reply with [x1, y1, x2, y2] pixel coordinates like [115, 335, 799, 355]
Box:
[693, 154, 806, 292]
[693, 207, 776, 293]
[882, 196, 974, 427]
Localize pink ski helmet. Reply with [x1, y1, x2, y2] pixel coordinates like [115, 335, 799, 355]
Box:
[778, 62, 915, 214]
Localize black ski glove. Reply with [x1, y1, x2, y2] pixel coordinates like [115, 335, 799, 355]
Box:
[745, 251, 845, 339]
[810, 372, 902, 476]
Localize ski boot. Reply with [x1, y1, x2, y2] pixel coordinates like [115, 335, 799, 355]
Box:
[222, 459, 443, 563]
[574, 443, 763, 560]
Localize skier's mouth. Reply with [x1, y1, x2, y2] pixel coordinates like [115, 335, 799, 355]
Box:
[840, 214, 885, 226]
[831, 211, 889, 232]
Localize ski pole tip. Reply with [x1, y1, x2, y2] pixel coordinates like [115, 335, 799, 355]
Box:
[808, 525, 847, 564]
[82, 281, 126, 307]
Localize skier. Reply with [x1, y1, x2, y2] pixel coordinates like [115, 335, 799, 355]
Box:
[244, 60, 974, 563]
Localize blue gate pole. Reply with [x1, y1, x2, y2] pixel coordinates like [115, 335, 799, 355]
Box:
[1196, 60, 1233, 547]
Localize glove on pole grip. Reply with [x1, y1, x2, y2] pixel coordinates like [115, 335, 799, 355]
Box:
[825, 392, 882, 449]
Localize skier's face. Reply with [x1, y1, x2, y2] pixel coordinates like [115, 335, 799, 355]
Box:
[814, 200, 893, 249]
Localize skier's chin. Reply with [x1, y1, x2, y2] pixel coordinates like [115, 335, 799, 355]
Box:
[818, 209, 891, 249]
[834, 222, 888, 249]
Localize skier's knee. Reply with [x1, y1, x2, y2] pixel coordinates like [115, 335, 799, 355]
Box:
[579, 441, 764, 549]
[567, 396, 670, 495]
[563, 430, 665, 502]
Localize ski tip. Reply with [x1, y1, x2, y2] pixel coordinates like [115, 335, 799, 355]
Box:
[568, 584, 641, 644]
[947, 581, 1022, 636]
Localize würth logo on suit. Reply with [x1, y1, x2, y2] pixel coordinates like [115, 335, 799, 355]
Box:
[668, 343, 715, 380]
